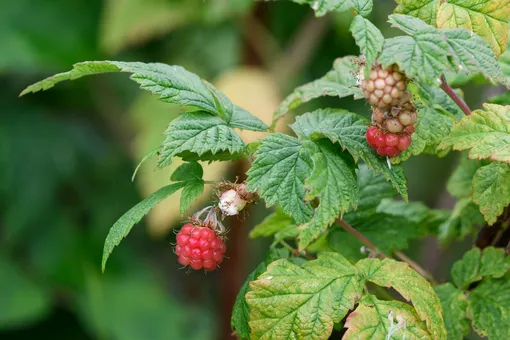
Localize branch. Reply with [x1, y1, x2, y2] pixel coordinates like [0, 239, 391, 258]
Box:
[439, 74, 472, 116]
[336, 219, 437, 284]
[336, 219, 388, 259]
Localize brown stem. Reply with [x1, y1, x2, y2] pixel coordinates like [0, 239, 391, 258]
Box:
[394, 250, 438, 285]
[439, 74, 472, 116]
[336, 219, 388, 259]
[336, 219, 438, 284]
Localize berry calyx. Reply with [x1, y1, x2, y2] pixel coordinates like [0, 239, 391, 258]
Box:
[175, 223, 226, 271]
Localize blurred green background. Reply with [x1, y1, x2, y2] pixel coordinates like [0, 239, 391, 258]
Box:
[1, 1, 493, 339]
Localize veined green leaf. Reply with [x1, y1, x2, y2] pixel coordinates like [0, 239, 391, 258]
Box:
[439, 104, 510, 163]
[434, 283, 469, 340]
[291, 109, 408, 200]
[467, 274, 510, 339]
[170, 162, 205, 215]
[350, 16, 384, 75]
[356, 258, 446, 339]
[247, 133, 314, 224]
[472, 162, 510, 225]
[298, 140, 359, 250]
[291, 0, 373, 17]
[246, 252, 364, 340]
[102, 182, 185, 272]
[273, 57, 362, 124]
[249, 209, 296, 239]
[447, 156, 483, 199]
[344, 295, 431, 339]
[158, 112, 246, 166]
[451, 247, 510, 290]
[438, 198, 484, 246]
[437, 0, 510, 57]
[388, 13, 434, 35]
[394, 0, 439, 26]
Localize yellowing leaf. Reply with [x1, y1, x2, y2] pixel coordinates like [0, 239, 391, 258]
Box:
[344, 295, 431, 339]
[434, 283, 470, 340]
[356, 258, 446, 339]
[246, 252, 364, 340]
[472, 162, 510, 225]
[439, 104, 510, 163]
[437, 0, 510, 56]
[395, 0, 440, 26]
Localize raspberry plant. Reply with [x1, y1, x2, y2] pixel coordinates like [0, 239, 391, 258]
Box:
[20, 0, 510, 339]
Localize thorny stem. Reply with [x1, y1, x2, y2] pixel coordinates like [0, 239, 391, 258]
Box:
[337, 218, 438, 284]
[439, 74, 472, 116]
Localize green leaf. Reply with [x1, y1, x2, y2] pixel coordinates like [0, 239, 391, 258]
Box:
[350, 16, 384, 75]
[413, 81, 464, 119]
[246, 252, 364, 340]
[102, 182, 185, 272]
[394, 0, 439, 26]
[273, 57, 362, 123]
[249, 208, 296, 239]
[439, 104, 510, 163]
[438, 198, 484, 246]
[231, 249, 292, 339]
[437, 0, 510, 57]
[298, 140, 359, 250]
[344, 295, 431, 339]
[180, 181, 204, 215]
[170, 162, 205, 215]
[451, 247, 510, 290]
[388, 13, 435, 35]
[447, 156, 483, 199]
[170, 161, 203, 182]
[230, 106, 268, 132]
[391, 106, 455, 163]
[0, 256, 51, 329]
[442, 29, 507, 85]
[291, 0, 373, 17]
[378, 31, 449, 84]
[330, 214, 423, 261]
[376, 198, 431, 224]
[356, 258, 446, 339]
[467, 273, 510, 339]
[472, 162, 510, 225]
[291, 109, 408, 200]
[158, 112, 246, 166]
[434, 283, 470, 340]
[131, 146, 162, 182]
[247, 133, 314, 224]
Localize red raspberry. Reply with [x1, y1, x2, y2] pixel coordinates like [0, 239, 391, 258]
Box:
[366, 127, 378, 148]
[366, 125, 413, 158]
[398, 135, 412, 151]
[175, 223, 226, 271]
[385, 133, 399, 147]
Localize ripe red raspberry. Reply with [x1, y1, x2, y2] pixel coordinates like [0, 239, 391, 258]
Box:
[360, 63, 407, 109]
[366, 125, 413, 157]
[175, 223, 226, 271]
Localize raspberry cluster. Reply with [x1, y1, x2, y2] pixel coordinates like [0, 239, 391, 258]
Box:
[175, 223, 226, 271]
[360, 62, 417, 157]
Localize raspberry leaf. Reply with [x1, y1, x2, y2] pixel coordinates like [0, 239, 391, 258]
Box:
[438, 198, 484, 246]
[378, 31, 449, 84]
[298, 140, 359, 250]
[102, 182, 186, 272]
[349, 16, 384, 75]
[249, 208, 296, 239]
[158, 112, 246, 166]
[439, 104, 510, 163]
[344, 295, 431, 339]
[394, 0, 440, 26]
[170, 162, 205, 215]
[472, 162, 510, 225]
[437, 0, 510, 57]
[356, 258, 447, 339]
[451, 247, 510, 290]
[247, 134, 314, 224]
[20, 61, 267, 131]
[246, 252, 364, 340]
[467, 274, 510, 339]
[273, 57, 362, 124]
[291, 0, 372, 17]
[388, 13, 434, 35]
[447, 156, 484, 199]
[442, 29, 507, 86]
[291, 109, 408, 200]
[434, 283, 470, 340]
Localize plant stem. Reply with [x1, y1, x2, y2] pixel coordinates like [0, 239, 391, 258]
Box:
[336, 219, 389, 259]
[336, 219, 438, 284]
[439, 74, 472, 116]
[393, 250, 438, 285]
